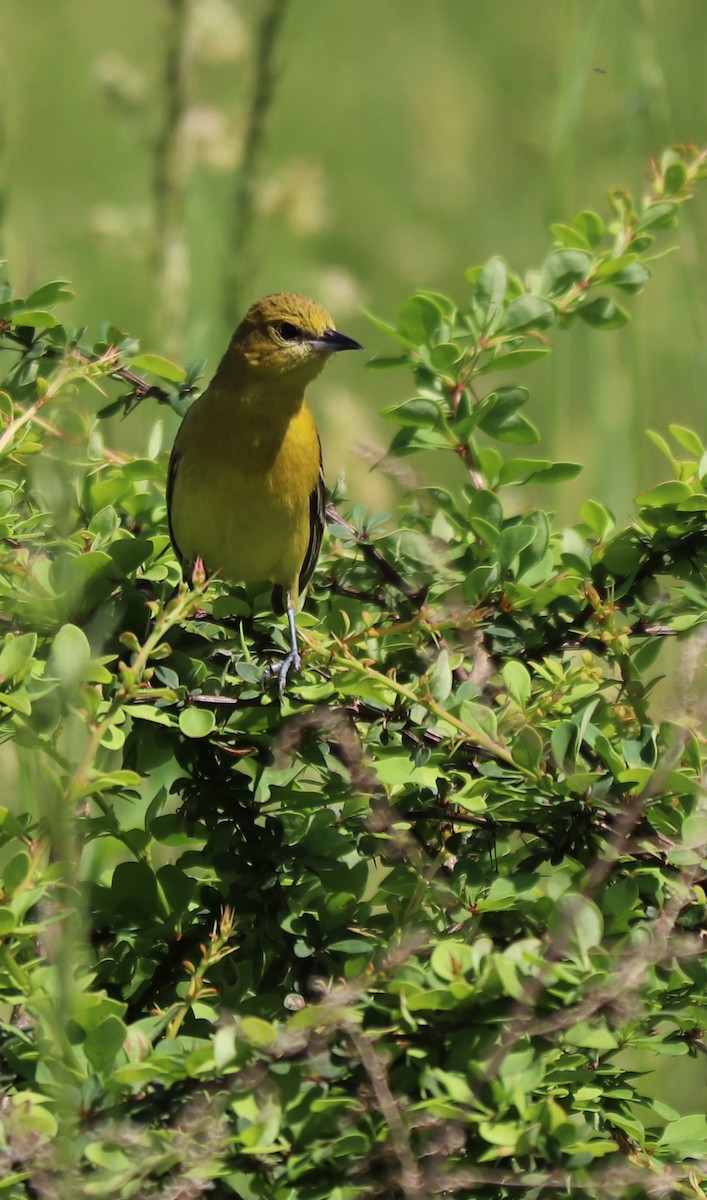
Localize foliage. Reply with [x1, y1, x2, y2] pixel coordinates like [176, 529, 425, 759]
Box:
[0, 146, 705, 1199]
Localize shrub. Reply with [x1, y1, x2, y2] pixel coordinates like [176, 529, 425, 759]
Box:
[0, 145, 705, 1199]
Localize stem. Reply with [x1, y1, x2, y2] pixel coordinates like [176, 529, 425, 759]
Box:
[165, 907, 236, 1038]
[328, 636, 533, 776]
[0, 362, 87, 456]
[440, 409, 486, 489]
[153, 0, 192, 353]
[225, 0, 291, 323]
[65, 584, 204, 806]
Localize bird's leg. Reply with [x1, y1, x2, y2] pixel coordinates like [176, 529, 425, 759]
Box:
[278, 604, 302, 695]
[263, 597, 301, 696]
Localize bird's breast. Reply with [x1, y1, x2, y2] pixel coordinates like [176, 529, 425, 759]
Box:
[169, 386, 321, 587]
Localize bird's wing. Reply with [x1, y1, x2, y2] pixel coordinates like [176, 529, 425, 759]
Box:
[271, 441, 325, 616]
[166, 445, 189, 572]
[298, 443, 326, 596]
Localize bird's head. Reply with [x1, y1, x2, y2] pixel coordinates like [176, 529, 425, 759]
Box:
[230, 292, 362, 384]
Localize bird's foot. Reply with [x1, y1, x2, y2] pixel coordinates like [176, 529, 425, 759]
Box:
[263, 647, 302, 697]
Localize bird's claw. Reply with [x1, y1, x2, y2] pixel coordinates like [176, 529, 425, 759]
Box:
[263, 648, 302, 697]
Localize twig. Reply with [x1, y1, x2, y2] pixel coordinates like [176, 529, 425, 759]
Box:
[348, 1027, 427, 1200]
[478, 730, 695, 1088]
[517, 523, 707, 662]
[0, 325, 187, 416]
[327, 501, 427, 603]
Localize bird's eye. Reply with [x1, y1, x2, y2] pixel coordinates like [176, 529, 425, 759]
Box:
[275, 321, 302, 342]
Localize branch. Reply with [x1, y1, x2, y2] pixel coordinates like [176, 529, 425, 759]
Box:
[517, 522, 707, 661]
[0, 324, 192, 418]
[327, 502, 427, 604]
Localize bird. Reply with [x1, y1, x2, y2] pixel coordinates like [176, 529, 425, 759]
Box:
[167, 291, 362, 693]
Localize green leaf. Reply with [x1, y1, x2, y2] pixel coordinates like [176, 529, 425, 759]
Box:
[592, 733, 626, 777]
[429, 343, 463, 372]
[0, 909, 16, 935]
[480, 410, 540, 445]
[478, 1120, 521, 1148]
[84, 1015, 127, 1073]
[398, 294, 443, 345]
[496, 524, 537, 569]
[540, 249, 592, 298]
[130, 353, 187, 383]
[0, 632, 37, 682]
[668, 424, 703, 456]
[563, 1020, 618, 1050]
[663, 160, 688, 195]
[468, 488, 503, 529]
[363, 308, 417, 349]
[387, 426, 450, 456]
[573, 209, 605, 248]
[578, 297, 630, 330]
[511, 727, 543, 772]
[550, 895, 603, 959]
[0, 690, 32, 715]
[48, 550, 114, 613]
[428, 649, 453, 702]
[499, 295, 555, 332]
[551, 721, 579, 772]
[463, 563, 500, 602]
[415, 289, 457, 318]
[606, 261, 651, 294]
[475, 256, 508, 326]
[601, 534, 643, 576]
[638, 200, 678, 230]
[489, 347, 550, 372]
[110, 862, 161, 919]
[659, 1114, 707, 1155]
[240, 1017, 278, 1048]
[11, 309, 60, 328]
[551, 223, 591, 250]
[366, 354, 409, 370]
[431, 942, 473, 980]
[4, 850, 30, 894]
[499, 458, 582, 486]
[381, 398, 442, 427]
[25, 280, 75, 307]
[49, 624, 91, 689]
[636, 480, 693, 507]
[127, 703, 174, 726]
[580, 499, 614, 539]
[530, 461, 582, 484]
[459, 701, 498, 742]
[601, 878, 638, 917]
[178, 707, 216, 738]
[481, 385, 529, 418]
[502, 661, 531, 707]
[478, 385, 539, 444]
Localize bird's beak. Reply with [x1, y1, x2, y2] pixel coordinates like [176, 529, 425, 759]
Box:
[309, 328, 363, 353]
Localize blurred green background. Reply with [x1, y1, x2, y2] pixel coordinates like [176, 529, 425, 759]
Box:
[1, 0, 706, 1114]
[2, 0, 705, 521]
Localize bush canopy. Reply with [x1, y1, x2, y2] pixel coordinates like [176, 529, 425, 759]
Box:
[0, 145, 706, 1199]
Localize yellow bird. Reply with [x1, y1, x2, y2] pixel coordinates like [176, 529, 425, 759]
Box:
[167, 292, 362, 692]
